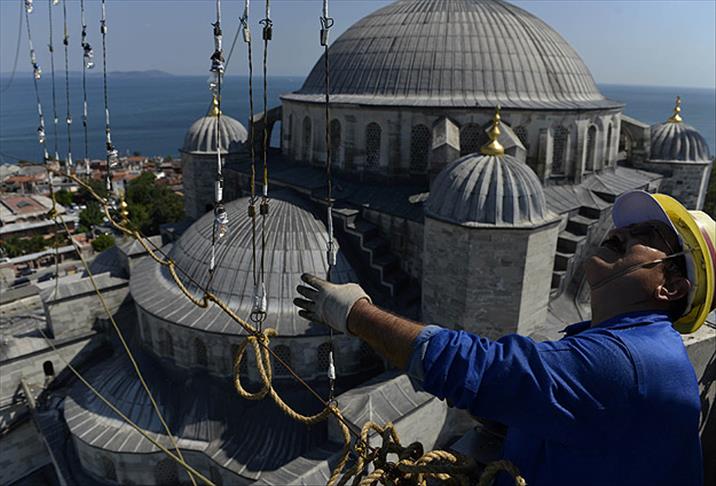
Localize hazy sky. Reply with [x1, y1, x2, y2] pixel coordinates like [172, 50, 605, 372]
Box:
[1, 0, 714, 89]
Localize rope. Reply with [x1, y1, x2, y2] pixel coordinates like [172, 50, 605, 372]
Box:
[100, 0, 117, 193]
[53, 215, 198, 486]
[35, 327, 215, 485]
[48, 0, 60, 161]
[80, 0, 94, 175]
[0, 0, 23, 94]
[61, 0, 73, 173]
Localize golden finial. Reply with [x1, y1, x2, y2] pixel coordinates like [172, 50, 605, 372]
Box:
[210, 94, 222, 117]
[119, 193, 129, 225]
[480, 105, 505, 156]
[666, 96, 683, 123]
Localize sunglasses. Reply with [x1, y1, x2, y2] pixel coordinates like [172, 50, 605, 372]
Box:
[623, 222, 680, 255]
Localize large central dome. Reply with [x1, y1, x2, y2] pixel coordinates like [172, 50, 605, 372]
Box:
[286, 0, 618, 110]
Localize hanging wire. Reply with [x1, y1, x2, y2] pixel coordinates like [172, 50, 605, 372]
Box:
[23, 0, 48, 164]
[47, 0, 60, 161]
[0, 0, 23, 94]
[80, 0, 94, 176]
[100, 0, 118, 194]
[61, 0, 73, 174]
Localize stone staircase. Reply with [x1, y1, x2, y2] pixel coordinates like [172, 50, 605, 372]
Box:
[332, 207, 420, 316]
[551, 206, 601, 297]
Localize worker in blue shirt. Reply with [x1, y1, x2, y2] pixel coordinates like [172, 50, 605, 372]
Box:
[294, 190, 715, 485]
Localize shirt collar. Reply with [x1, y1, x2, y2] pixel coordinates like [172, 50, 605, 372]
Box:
[563, 310, 671, 337]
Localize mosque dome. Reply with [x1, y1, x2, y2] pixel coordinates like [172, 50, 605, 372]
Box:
[650, 98, 710, 161]
[286, 0, 619, 110]
[181, 102, 248, 154]
[131, 189, 357, 336]
[426, 153, 550, 227]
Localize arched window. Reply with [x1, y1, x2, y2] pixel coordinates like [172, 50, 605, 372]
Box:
[194, 338, 208, 367]
[585, 125, 597, 172]
[43, 360, 55, 377]
[460, 123, 482, 156]
[410, 124, 431, 174]
[98, 455, 117, 482]
[365, 122, 382, 169]
[552, 126, 569, 175]
[273, 344, 291, 376]
[317, 342, 332, 372]
[605, 124, 613, 166]
[513, 126, 529, 151]
[302, 116, 312, 162]
[330, 119, 342, 167]
[154, 457, 179, 486]
[158, 328, 174, 358]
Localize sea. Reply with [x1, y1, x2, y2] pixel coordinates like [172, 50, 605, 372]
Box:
[0, 73, 714, 164]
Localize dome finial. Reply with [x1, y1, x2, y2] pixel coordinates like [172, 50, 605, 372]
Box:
[667, 96, 683, 124]
[480, 105, 505, 156]
[118, 192, 129, 225]
[210, 94, 222, 117]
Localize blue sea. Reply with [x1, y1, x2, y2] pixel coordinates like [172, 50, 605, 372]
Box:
[0, 74, 714, 163]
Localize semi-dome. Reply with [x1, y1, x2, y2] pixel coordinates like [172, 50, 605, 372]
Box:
[181, 103, 248, 154]
[426, 153, 550, 227]
[650, 122, 710, 162]
[286, 0, 620, 110]
[131, 189, 357, 336]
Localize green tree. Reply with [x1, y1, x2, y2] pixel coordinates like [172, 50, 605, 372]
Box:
[125, 173, 184, 235]
[79, 202, 104, 228]
[54, 189, 73, 207]
[92, 233, 115, 252]
[73, 178, 108, 204]
[703, 163, 715, 217]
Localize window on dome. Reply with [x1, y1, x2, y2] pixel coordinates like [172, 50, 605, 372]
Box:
[552, 126, 569, 175]
[194, 338, 208, 367]
[330, 119, 342, 167]
[273, 344, 291, 376]
[605, 124, 613, 166]
[365, 122, 382, 169]
[43, 360, 55, 377]
[158, 328, 174, 358]
[410, 124, 431, 174]
[154, 458, 179, 486]
[302, 116, 312, 162]
[460, 123, 482, 156]
[585, 125, 597, 172]
[514, 126, 529, 151]
[98, 454, 117, 482]
[142, 319, 152, 345]
[317, 342, 332, 372]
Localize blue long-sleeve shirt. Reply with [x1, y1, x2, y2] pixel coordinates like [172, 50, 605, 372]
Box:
[408, 311, 702, 485]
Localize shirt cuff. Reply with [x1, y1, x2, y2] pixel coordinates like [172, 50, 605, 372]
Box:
[407, 325, 443, 385]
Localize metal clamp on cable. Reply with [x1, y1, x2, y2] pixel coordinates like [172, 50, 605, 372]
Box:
[260, 18, 273, 41]
[251, 283, 268, 323]
[214, 203, 229, 240]
[320, 16, 334, 47]
[260, 199, 269, 216]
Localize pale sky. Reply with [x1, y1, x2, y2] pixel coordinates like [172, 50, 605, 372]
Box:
[1, 0, 715, 89]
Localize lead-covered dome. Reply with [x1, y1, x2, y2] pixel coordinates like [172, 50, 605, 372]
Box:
[131, 189, 357, 336]
[426, 153, 550, 226]
[650, 122, 710, 162]
[286, 0, 619, 110]
[181, 112, 248, 154]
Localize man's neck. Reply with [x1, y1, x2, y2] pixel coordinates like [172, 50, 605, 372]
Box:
[590, 299, 669, 327]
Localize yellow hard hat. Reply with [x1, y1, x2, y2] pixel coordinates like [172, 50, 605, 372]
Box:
[613, 191, 715, 333]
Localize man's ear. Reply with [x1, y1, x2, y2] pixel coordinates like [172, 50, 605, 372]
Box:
[654, 276, 691, 303]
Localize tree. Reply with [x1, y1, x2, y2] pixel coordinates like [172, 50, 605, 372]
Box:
[79, 202, 104, 229]
[125, 173, 184, 235]
[54, 189, 73, 207]
[704, 163, 715, 217]
[92, 233, 115, 252]
[73, 178, 108, 204]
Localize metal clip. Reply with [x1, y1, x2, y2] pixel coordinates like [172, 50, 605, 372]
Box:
[260, 18, 273, 41]
[83, 43, 95, 69]
[327, 350, 336, 381]
[251, 283, 268, 322]
[260, 200, 269, 216]
[215, 204, 229, 239]
[215, 179, 223, 202]
[24, 0, 33, 14]
[37, 126, 46, 144]
[319, 16, 334, 47]
[248, 203, 256, 218]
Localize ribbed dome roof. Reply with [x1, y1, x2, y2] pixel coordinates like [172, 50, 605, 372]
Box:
[286, 0, 619, 110]
[650, 122, 711, 162]
[426, 153, 550, 226]
[181, 114, 248, 154]
[131, 190, 357, 336]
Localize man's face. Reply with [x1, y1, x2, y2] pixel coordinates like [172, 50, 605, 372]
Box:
[585, 220, 681, 294]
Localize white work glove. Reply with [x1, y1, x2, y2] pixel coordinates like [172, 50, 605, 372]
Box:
[294, 273, 371, 334]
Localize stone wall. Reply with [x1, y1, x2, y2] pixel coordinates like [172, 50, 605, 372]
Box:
[0, 419, 51, 485]
[281, 100, 622, 185]
[182, 153, 218, 221]
[633, 160, 713, 210]
[422, 217, 559, 338]
[363, 208, 424, 280]
[137, 307, 380, 381]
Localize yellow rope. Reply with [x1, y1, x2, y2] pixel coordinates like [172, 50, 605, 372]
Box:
[35, 327, 215, 485]
[53, 215, 198, 486]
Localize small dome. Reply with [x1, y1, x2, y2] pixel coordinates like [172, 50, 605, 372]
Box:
[650, 122, 710, 162]
[181, 114, 248, 154]
[426, 153, 549, 226]
[131, 189, 357, 336]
